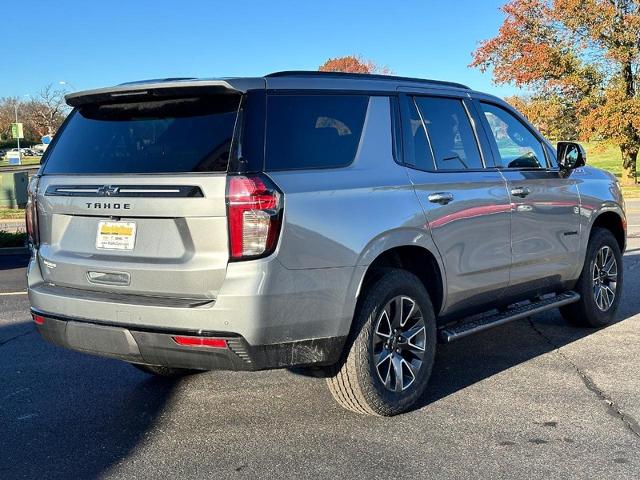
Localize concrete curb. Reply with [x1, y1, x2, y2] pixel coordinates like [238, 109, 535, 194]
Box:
[0, 247, 29, 256]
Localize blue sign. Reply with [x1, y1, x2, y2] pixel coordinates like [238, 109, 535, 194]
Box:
[42, 135, 52, 145]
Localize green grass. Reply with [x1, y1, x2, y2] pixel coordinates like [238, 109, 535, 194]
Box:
[0, 208, 25, 220]
[584, 141, 621, 175]
[582, 141, 640, 199]
[0, 230, 26, 248]
[0, 156, 41, 167]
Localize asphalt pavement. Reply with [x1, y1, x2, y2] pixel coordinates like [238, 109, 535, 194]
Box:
[627, 198, 640, 234]
[1, 209, 639, 479]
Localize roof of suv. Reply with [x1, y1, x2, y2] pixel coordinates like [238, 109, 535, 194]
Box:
[65, 71, 475, 107]
[265, 71, 470, 89]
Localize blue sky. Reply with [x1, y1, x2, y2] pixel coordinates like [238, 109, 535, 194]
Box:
[6, 0, 520, 98]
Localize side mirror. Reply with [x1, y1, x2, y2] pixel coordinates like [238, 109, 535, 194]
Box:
[557, 141, 586, 170]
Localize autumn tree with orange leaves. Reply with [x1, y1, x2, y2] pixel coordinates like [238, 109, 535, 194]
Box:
[472, 0, 640, 185]
[319, 55, 392, 75]
[506, 94, 579, 141]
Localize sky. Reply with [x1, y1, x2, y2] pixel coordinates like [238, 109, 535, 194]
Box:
[5, 0, 520, 99]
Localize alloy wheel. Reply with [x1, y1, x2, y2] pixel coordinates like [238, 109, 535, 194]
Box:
[373, 296, 427, 392]
[592, 245, 618, 312]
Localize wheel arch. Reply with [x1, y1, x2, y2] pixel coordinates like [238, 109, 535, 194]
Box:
[590, 210, 626, 252]
[355, 244, 446, 317]
[571, 207, 626, 284]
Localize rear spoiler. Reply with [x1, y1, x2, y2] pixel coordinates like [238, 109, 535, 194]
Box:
[65, 78, 266, 107]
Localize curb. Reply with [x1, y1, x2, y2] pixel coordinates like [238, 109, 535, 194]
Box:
[0, 247, 29, 256]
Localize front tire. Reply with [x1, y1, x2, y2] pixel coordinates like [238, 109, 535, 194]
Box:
[561, 227, 623, 327]
[326, 269, 437, 416]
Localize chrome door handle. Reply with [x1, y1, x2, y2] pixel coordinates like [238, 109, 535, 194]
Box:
[428, 192, 454, 205]
[510, 186, 531, 198]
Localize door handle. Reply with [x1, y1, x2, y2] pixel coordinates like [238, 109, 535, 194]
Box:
[428, 192, 454, 205]
[510, 186, 531, 198]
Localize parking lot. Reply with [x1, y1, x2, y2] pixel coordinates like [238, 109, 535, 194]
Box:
[1, 214, 639, 479]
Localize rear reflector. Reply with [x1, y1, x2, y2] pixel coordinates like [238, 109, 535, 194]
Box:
[172, 336, 227, 349]
[32, 314, 45, 325]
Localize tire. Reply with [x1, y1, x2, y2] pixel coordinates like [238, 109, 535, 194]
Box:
[326, 269, 437, 416]
[132, 363, 203, 378]
[561, 227, 623, 327]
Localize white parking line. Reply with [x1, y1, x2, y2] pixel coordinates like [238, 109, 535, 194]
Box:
[0, 291, 28, 296]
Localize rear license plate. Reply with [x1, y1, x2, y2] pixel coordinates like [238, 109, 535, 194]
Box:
[96, 221, 137, 251]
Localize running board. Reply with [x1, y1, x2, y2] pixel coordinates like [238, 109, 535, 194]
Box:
[439, 291, 580, 343]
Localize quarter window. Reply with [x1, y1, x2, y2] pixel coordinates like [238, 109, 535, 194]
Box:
[414, 96, 483, 170]
[480, 103, 546, 169]
[265, 94, 368, 170]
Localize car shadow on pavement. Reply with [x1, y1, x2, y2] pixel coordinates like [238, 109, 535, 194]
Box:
[0, 252, 29, 271]
[420, 315, 581, 408]
[414, 309, 638, 413]
[0, 320, 179, 480]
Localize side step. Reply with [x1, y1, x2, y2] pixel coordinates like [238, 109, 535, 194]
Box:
[439, 291, 580, 343]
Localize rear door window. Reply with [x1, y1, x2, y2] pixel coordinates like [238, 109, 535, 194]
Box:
[413, 96, 483, 170]
[265, 94, 368, 170]
[43, 95, 241, 174]
[405, 98, 436, 171]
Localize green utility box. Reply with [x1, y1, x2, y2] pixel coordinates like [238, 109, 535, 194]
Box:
[0, 171, 28, 208]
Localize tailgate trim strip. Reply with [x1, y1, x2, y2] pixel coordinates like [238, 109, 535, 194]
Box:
[45, 184, 204, 198]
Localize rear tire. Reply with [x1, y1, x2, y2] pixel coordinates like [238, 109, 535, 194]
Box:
[132, 363, 203, 378]
[561, 228, 622, 327]
[326, 269, 437, 416]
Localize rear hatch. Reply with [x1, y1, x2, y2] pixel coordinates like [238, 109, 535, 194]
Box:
[35, 91, 242, 301]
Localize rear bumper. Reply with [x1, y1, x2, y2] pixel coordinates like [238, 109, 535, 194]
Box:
[27, 253, 362, 346]
[33, 309, 345, 371]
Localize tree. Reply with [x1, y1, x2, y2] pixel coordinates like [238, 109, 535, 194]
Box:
[0, 85, 69, 144]
[319, 55, 392, 74]
[471, 0, 640, 185]
[23, 84, 68, 137]
[506, 94, 579, 141]
[0, 98, 19, 141]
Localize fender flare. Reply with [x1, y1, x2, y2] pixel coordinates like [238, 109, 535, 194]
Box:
[339, 227, 448, 330]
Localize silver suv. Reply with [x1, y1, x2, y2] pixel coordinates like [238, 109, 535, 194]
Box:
[27, 71, 626, 416]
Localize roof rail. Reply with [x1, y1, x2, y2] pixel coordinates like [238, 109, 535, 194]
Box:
[265, 70, 470, 90]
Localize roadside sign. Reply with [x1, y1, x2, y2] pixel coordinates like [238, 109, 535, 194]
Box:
[11, 123, 24, 139]
[6, 151, 21, 165]
[42, 135, 52, 144]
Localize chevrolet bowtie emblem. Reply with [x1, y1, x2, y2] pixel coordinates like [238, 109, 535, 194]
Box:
[97, 185, 119, 197]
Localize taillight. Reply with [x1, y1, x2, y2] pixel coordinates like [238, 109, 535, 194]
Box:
[25, 176, 40, 247]
[226, 174, 283, 260]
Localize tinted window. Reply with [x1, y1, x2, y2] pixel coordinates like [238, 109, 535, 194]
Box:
[480, 103, 546, 169]
[265, 94, 368, 170]
[406, 98, 435, 170]
[43, 95, 240, 174]
[414, 97, 483, 170]
[390, 96, 403, 164]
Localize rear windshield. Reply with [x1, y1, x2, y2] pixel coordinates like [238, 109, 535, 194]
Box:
[265, 94, 369, 170]
[42, 95, 240, 174]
